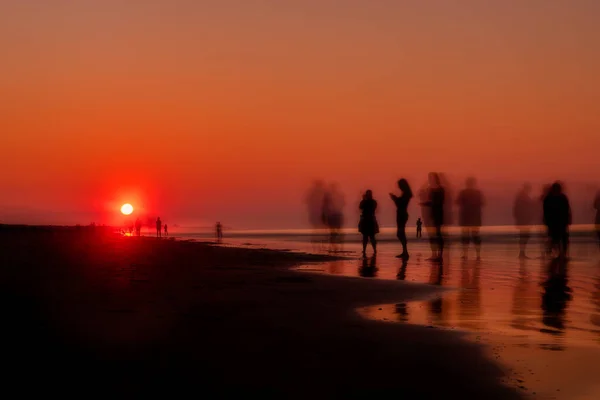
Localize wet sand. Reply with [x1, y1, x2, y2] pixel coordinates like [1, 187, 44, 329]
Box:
[0, 226, 520, 398]
[290, 238, 600, 399]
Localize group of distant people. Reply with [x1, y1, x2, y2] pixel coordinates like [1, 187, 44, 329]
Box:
[155, 217, 168, 238]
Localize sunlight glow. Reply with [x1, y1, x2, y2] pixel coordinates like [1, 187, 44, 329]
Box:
[121, 203, 134, 215]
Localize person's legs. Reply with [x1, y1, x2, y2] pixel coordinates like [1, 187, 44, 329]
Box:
[370, 234, 377, 254]
[518, 228, 529, 258]
[561, 229, 569, 259]
[362, 234, 368, 255]
[437, 225, 444, 259]
[473, 227, 482, 260]
[397, 224, 408, 257]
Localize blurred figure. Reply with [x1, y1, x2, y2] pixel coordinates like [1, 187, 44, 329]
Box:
[389, 178, 413, 259]
[305, 180, 327, 249]
[543, 182, 572, 259]
[420, 172, 445, 261]
[594, 190, 600, 249]
[439, 173, 454, 227]
[358, 255, 378, 278]
[539, 184, 552, 258]
[322, 183, 345, 253]
[134, 218, 142, 237]
[164, 224, 168, 237]
[359, 190, 378, 257]
[513, 183, 535, 258]
[156, 217, 162, 238]
[456, 177, 485, 260]
[416, 217, 422, 238]
[215, 222, 223, 243]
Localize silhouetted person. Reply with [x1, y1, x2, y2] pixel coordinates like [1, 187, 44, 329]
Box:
[156, 217, 162, 238]
[216, 222, 223, 243]
[543, 182, 571, 259]
[421, 172, 445, 261]
[164, 224, 168, 237]
[416, 218, 422, 238]
[456, 177, 485, 260]
[134, 218, 142, 237]
[389, 178, 413, 259]
[513, 183, 535, 258]
[359, 190, 378, 256]
[594, 190, 600, 249]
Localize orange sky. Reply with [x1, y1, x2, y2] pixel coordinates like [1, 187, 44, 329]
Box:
[1, 1, 599, 228]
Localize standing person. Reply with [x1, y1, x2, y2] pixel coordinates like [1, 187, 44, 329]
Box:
[456, 177, 485, 260]
[164, 224, 168, 237]
[389, 178, 413, 259]
[134, 218, 142, 237]
[543, 182, 571, 259]
[216, 222, 223, 243]
[421, 172, 445, 261]
[359, 190, 378, 257]
[305, 180, 327, 250]
[595, 190, 600, 249]
[416, 218, 423, 238]
[156, 217, 162, 238]
[513, 183, 535, 258]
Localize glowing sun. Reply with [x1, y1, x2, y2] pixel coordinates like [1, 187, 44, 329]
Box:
[121, 203, 134, 215]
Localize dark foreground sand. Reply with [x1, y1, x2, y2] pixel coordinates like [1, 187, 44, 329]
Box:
[0, 226, 521, 398]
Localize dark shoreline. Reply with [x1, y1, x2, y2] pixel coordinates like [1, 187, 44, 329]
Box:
[0, 225, 521, 398]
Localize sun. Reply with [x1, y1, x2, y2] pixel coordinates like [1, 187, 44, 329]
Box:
[121, 203, 134, 215]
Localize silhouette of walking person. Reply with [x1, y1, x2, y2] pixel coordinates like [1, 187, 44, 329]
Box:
[322, 183, 345, 253]
[389, 178, 413, 259]
[216, 222, 223, 243]
[514, 183, 535, 258]
[456, 177, 485, 260]
[135, 218, 142, 237]
[420, 172, 445, 261]
[156, 217, 162, 238]
[543, 182, 571, 259]
[594, 190, 600, 249]
[164, 224, 168, 237]
[416, 218, 423, 239]
[359, 190, 378, 257]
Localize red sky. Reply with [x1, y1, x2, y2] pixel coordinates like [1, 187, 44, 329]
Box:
[1, 1, 599, 228]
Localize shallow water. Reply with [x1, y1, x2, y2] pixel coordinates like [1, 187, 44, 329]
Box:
[212, 232, 600, 350]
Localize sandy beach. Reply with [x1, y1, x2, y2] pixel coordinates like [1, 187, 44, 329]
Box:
[0, 225, 521, 398]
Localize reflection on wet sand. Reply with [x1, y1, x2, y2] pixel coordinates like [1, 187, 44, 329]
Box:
[510, 259, 538, 333]
[457, 259, 483, 331]
[352, 241, 600, 349]
[359, 256, 378, 277]
[541, 258, 572, 335]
